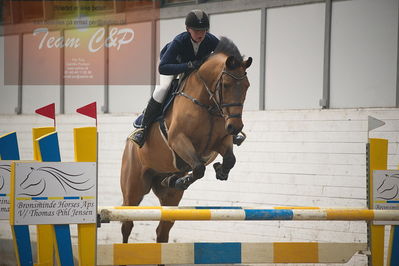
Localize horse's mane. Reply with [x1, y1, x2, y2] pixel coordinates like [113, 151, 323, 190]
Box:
[213, 36, 243, 63]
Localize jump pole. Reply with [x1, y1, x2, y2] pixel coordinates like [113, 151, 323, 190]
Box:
[74, 126, 98, 265]
[74, 101, 98, 265]
[367, 138, 387, 266]
[32, 103, 57, 265]
[99, 207, 399, 222]
[95, 242, 368, 265]
[0, 132, 34, 266]
[32, 126, 56, 265]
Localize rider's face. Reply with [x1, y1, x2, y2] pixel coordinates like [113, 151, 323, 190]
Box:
[187, 28, 207, 43]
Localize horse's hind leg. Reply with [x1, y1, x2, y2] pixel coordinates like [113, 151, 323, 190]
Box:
[121, 221, 133, 244]
[152, 179, 184, 243]
[120, 141, 152, 243]
[121, 172, 149, 243]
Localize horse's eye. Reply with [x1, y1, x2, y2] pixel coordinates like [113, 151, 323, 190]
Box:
[224, 83, 232, 89]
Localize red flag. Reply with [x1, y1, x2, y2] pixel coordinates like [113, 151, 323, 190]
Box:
[35, 103, 55, 119]
[76, 102, 97, 119]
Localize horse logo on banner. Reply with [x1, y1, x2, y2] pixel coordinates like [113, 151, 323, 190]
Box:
[18, 166, 94, 197]
[376, 173, 399, 200]
[0, 164, 11, 193]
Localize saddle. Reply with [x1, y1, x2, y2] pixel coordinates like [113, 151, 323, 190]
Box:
[133, 78, 180, 129]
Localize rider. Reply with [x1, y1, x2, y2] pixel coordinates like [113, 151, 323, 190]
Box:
[130, 9, 245, 148]
[130, 9, 218, 148]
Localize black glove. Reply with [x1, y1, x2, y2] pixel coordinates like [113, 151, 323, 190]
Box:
[187, 59, 202, 69]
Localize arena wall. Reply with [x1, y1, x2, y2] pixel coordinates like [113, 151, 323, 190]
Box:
[1, 107, 398, 265]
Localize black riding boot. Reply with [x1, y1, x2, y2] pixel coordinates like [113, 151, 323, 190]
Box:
[130, 97, 162, 148]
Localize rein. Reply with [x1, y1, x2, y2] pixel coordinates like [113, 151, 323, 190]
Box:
[176, 68, 247, 119]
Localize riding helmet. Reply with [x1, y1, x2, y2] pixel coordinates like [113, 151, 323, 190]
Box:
[185, 9, 210, 30]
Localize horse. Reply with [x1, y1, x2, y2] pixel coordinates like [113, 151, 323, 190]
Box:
[120, 37, 252, 244]
[18, 166, 94, 196]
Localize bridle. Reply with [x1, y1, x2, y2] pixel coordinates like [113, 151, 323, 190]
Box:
[177, 67, 247, 119]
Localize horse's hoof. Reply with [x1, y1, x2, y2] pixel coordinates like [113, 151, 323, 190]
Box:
[217, 172, 228, 180]
[233, 131, 247, 146]
[161, 174, 179, 188]
[213, 162, 228, 180]
[174, 173, 195, 190]
[174, 178, 190, 190]
[213, 162, 222, 170]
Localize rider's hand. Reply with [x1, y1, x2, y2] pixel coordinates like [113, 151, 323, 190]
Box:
[187, 60, 202, 69]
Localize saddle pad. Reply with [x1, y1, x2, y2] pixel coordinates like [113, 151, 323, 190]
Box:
[132, 79, 179, 129]
[133, 113, 144, 128]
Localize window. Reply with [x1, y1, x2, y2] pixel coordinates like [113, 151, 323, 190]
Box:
[161, 0, 196, 7]
[21, 1, 44, 21]
[121, 0, 154, 11]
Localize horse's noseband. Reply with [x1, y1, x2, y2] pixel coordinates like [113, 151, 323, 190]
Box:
[212, 69, 247, 119]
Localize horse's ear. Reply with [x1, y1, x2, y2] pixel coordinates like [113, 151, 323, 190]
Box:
[243, 57, 252, 69]
[226, 56, 240, 70]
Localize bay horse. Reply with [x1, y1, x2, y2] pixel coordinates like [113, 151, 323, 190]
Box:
[120, 37, 252, 244]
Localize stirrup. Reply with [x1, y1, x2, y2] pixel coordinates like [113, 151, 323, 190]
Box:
[128, 128, 145, 148]
[233, 131, 246, 146]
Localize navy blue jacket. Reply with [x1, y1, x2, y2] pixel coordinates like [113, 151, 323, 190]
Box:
[159, 31, 219, 75]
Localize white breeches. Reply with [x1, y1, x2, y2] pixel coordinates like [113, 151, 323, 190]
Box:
[152, 75, 175, 103]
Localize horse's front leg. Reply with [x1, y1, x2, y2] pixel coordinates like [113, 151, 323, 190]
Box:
[214, 137, 236, 181]
[169, 134, 205, 190]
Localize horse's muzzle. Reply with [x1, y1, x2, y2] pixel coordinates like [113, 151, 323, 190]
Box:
[226, 123, 243, 135]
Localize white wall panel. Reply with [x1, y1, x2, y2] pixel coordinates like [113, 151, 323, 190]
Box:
[330, 0, 398, 108]
[159, 17, 186, 49]
[0, 35, 19, 114]
[22, 86, 61, 114]
[109, 22, 153, 113]
[211, 10, 261, 110]
[22, 31, 61, 114]
[265, 3, 325, 109]
[64, 27, 104, 114]
[64, 85, 103, 113]
[109, 85, 150, 113]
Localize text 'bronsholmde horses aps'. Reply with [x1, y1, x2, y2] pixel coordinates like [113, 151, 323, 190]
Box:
[120, 37, 252, 243]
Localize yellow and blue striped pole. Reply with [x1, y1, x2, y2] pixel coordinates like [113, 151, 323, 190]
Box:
[98, 206, 399, 222]
[368, 138, 388, 266]
[0, 132, 20, 160]
[1, 132, 34, 266]
[37, 132, 74, 265]
[388, 226, 399, 266]
[32, 127, 56, 266]
[74, 126, 97, 266]
[387, 161, 399, 266]
[95, 242, 368, 265]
